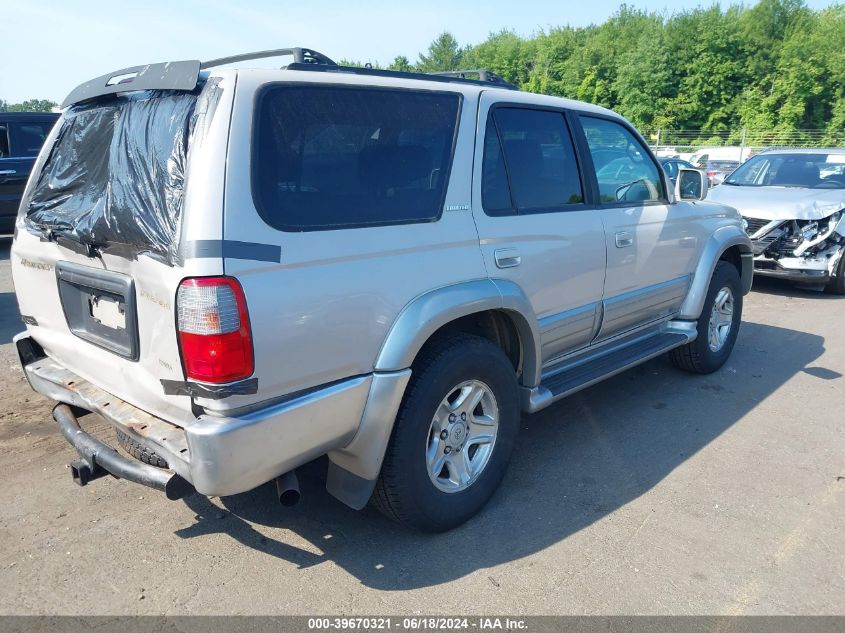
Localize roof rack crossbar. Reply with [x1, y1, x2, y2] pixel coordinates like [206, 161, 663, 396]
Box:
[200, 47, 336, 70]
[429, 69, 516, 88]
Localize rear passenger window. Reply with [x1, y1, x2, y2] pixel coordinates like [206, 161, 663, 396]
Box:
[580, 116, 664, 203]
[254, 86, 461, 231]
[482, 108, 583, 215]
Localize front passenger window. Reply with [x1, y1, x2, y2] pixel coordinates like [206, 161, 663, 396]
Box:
[580, 116, 663, 203]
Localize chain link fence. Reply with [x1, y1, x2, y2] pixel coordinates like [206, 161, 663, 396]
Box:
[642, 128, 845, 162]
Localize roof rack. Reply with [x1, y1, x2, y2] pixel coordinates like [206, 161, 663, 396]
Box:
[283, 64, 519, 90]
[201, 47, 337, 70]
[62, 47, 516, 108]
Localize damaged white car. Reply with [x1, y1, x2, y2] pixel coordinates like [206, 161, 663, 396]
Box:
[708, 149, 845, 294]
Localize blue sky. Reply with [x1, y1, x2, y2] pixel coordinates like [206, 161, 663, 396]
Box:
[0, 0, 839, 103]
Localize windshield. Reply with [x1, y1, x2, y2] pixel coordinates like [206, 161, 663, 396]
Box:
[724, 153, 845, 189]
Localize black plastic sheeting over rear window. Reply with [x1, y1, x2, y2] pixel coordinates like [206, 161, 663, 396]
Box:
[25, 82, 220, 264]
[253, 86, 461, 231]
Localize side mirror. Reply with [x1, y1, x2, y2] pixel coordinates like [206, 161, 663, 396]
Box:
[675, 168, 708, 201]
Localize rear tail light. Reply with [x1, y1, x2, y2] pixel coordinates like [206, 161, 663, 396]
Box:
[176, 277, 253, 384]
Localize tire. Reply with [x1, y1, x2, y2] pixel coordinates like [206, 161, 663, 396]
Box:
[825, 252, 845, 295]
[671, 261, 743, 374]
[115, 429, 169, 469]
[373, 334, 520, 532]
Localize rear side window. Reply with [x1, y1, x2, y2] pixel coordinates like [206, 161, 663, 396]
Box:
[254, 86, 461, 231]
[580, 116, 663, 203]
[482, 107, 584, 216]
[0, 126, 9, 157]
[9, 121, 55, 157]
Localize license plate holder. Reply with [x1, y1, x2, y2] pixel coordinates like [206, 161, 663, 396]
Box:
[90, 295, 126, 331]
[56, 261, 139, 361]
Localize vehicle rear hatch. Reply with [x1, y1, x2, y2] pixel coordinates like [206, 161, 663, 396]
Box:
[12, 77, 230, 425]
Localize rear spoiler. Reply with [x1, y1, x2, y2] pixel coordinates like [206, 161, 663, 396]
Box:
[61, 47, 336, 108]
[61, 60, 201, 108]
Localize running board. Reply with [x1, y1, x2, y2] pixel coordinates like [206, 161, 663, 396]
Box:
[523, 330, 692, 413]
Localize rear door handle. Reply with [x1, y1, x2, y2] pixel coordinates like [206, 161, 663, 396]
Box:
[615, 231, 634, 248]
[494, 248, 521, 269]
[0, 170, 17, 176]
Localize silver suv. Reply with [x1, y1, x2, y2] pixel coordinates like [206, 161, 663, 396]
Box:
[12, 49, 753, 532]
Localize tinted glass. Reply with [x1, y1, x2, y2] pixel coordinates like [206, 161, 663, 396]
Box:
[484, 108, 583, 213]
[581, 116, 663, 203]
[724, 153, 845, 189]
[0, 126, 8, 158]
[662, 160, 678, 178]
[9, 121, 54, 157]
[481, 118, 513, 214]
[254, 86, 461, 231]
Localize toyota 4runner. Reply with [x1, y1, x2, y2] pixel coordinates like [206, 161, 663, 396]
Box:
[12, 48, 753, 532]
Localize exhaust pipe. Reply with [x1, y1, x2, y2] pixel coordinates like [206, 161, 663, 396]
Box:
[275, 470, 301, 507]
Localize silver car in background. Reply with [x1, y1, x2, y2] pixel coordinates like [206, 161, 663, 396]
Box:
[708, 149, 845, 293]
[700, 160, 740, 187]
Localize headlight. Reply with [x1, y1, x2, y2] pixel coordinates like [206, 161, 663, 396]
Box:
[741, 217, 749, 232]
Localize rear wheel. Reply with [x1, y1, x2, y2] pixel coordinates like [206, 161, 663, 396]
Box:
[671, 261, 742, 374]
[825, 252, 845, 295]
[373, 334, 519, 532]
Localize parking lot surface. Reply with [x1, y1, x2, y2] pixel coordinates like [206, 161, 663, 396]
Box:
[0, 238, 842, 615]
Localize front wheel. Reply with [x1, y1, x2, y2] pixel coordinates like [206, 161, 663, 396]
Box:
[373, 334, 520, 532]
[671, 261, 743, 374]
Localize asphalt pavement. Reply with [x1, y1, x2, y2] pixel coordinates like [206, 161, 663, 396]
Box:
[0, 237, 842, 615]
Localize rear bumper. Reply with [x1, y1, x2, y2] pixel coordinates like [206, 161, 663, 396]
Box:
[18, 334, 374, 497]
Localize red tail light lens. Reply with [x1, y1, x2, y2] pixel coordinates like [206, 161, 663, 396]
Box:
[176, 277, 253, 384]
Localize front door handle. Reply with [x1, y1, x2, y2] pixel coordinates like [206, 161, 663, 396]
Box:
[494, 248, 521, 269]
[0, 170, 17, 176]
[615, 231, 634, 248]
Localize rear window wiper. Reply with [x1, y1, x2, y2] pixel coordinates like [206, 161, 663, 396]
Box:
[43, 228, 102, 259]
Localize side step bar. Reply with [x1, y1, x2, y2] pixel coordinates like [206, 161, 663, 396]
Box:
[53, 404, 195, 500]
[525, 330, 692, 413]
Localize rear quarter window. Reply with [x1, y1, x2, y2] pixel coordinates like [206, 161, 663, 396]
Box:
[253, 85, 461, 231]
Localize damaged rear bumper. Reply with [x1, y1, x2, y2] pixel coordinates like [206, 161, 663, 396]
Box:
[17, 334, 372, 498]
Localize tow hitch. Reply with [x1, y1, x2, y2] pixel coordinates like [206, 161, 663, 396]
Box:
[53, 404, 195, 500]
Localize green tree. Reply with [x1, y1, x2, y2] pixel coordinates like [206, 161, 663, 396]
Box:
[389, 55, 413, 72]
[417, 32, 464, 72]
[462, 30, 537, 86]
[5, 99, 58, 112]
[404, 0, 841, 145]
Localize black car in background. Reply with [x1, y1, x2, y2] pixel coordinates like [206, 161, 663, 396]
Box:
[0, 112, 60, 234]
